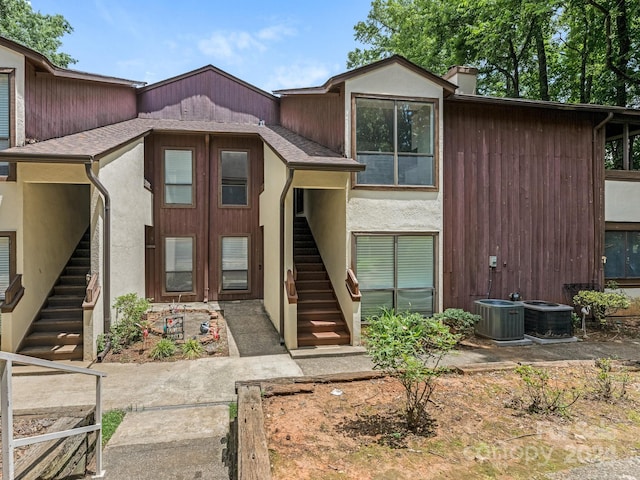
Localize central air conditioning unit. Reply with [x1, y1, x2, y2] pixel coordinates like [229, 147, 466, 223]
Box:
[474, 299, 525, 341]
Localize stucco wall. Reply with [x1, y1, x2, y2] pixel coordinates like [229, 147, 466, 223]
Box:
[0, 44, 26, 146]
[343, 64, 445, 313]
[605, 180, 640, 222]
[260, 145, 288, 335]
[98, 140, 152, 314]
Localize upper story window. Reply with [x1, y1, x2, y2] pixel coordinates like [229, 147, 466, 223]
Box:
[355, 97, 435, 187]
[164, 149, 193, 206]
[220, 150, 249, 206]
[0, 72, 10, 177]
[605, 121, 640, 173]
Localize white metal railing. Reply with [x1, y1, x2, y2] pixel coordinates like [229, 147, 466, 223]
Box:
[0, 351, 107, 479]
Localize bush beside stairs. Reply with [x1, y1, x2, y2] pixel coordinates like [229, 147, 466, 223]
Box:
[18, 231, 89, 361]
[294, 217, 350, 347]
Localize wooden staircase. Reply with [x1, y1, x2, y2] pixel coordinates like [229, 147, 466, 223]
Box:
[294, 217, 350, 347]
[18, 231, 89, 361]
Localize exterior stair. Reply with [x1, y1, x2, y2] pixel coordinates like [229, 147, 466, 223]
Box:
[18, 231, 89, 361]
[294, 217, 350, 347]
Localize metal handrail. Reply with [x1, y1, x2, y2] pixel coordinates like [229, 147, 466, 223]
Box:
[0, 351, 107, 479]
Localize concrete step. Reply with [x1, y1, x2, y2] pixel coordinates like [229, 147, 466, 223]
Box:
[40, 307, 83, 319]
[298, 330, 350, 347]
[32, 318, 83, 332]
[22, 331, 82, 346]
[18, 344, 83, 361]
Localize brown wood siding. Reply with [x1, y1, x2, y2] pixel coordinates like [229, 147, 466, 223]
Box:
[280, 93, 344, 153]
[145, 133, 264, 302]
[443, 101, 604, 312]
[24, 63, 137, 141]
[137, 69, 279, 125]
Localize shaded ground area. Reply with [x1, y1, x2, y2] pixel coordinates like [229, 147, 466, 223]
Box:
[220, 300, 286, 357]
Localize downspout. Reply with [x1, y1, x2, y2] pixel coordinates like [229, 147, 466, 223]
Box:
[278, 168, 295, 345]
[203, 134, 211, 302]
[85, 161, 111, 332]
[592, 112, 613, 288]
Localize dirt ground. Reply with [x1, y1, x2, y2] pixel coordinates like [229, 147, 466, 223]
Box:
[264, 363, 640, 480]
[101, 309, 229, 363]
[265, 314, 640, 480]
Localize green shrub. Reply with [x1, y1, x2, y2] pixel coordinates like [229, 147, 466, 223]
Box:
[432, 308, 481, 339]
[102, 409, 126, 446]
[365, 308, 458, 432]
[110, 293, 151, 349]
[573, 289, 630, 325]
[149, 338, 176, 359]
[181, 338, 204, 359]
[590, 358, 628, 402]
[513, 365, 580, 415]
[96, 333, 106, 354]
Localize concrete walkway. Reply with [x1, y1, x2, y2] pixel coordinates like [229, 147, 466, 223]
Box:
[6, 329, 640, 479]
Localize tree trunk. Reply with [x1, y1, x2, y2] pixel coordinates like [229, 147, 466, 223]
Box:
[534, 18, 550, 101]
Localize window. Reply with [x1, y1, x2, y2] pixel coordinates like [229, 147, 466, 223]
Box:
[221, 150, 248, 206]
[604, 122, 640, 172]
[165, 237, 194, 292]
[0, 232, 15, 302]
[164, 149, 193, 205]
[605, 229, 640, 282]
[0, 72, 10, 176]
[355, 234, 435, 318]
[355, 97, 434, 186]
[221, 236, 248, 291]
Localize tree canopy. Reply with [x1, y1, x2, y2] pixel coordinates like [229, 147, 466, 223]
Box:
[349, 0, 640, 107]
[0, 0, 76, 68]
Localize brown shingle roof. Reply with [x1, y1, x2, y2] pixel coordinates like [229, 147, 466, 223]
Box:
[0, 118, 363, 171]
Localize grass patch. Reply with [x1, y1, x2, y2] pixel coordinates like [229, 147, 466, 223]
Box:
[229, 402, 238, 420]
[102, 409, 126, 446]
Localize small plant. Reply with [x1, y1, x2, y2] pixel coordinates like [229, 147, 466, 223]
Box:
[513, 365, 580, 415]
[181, 338, 204, 359]
[102, 409, 126, 446]
[110, 293, 151, 350]
[149, 338, 176, 359]
[573, 288, 630, 325]
[432, 308, 481, 340]
[229, 402, 238, 420]
[96, 333, 106, 354]
[365, 308, 458, 432]
[589, 358, 628, 402]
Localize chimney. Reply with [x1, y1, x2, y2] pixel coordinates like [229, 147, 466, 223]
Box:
[443, 66, 478, 95]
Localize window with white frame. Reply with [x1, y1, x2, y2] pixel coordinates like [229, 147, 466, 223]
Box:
[221, 150, 249, 206]
[355, 97, 435, 186]
[164, 149, 193, 205]
[356, 234, 435, 318]
[165, 237, 194, 292]
[221, 236, 248, 291]
[0, 72, 10, 176]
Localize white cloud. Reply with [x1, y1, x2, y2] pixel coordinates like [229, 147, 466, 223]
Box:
[198, 31, 266, 61]
[256, 24, 296, 42]
[263, 62, 336, 92]
[198, 22, 296, 63]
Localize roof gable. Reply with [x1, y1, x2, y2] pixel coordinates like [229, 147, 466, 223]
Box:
[275, 55, 457, 97]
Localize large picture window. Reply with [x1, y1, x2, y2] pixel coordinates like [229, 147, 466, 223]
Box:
[356, 234, 435, 318]
[355, 97, 434, 187]
[220, 150, 249, 206]
[605, 229, 640, 282]
[164, 149, 193, 205]
[165, 237, 194, 292]
[221, 236, 249, 291]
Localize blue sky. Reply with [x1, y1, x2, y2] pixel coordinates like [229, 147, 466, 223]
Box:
[30, 0, 373, 92]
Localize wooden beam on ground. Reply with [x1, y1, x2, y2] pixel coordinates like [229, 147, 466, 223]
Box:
[237, 384, 271, 480]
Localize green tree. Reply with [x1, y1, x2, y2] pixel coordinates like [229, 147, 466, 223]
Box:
[349, 0, 640, 106]
[0, 0, 76, 67]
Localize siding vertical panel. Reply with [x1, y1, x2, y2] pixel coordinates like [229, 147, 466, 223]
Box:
[443, 101, 601, 312]
[25, 66, 137, 141]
